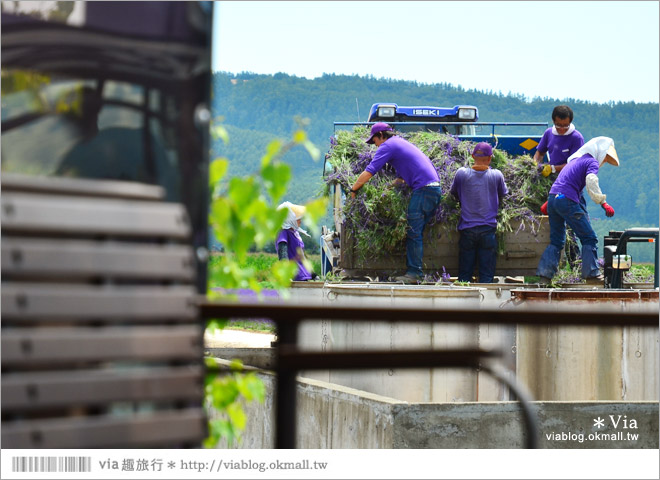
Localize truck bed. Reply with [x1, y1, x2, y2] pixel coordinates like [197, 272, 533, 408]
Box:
[339, 217, 549, 278]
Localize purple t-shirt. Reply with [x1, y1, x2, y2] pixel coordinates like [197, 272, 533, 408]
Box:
[449, 167, 508, 230]
[276, 229, 312, 281]
[365, 136, 440, 190]
[536, 128, 584, 166]
[549, 154, 599, 204]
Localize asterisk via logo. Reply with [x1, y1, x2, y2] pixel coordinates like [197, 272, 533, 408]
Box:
[593, 417, 605, 428]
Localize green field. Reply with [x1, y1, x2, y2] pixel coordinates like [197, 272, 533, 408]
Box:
[208, 252, 322, 289]
[207, 252, 323, 334]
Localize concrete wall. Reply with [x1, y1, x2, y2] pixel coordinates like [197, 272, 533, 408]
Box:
[514, 297, 659, 401]
[213, 373, 400, 449]
[211, 372, 659, 449]
[393, 401, 659, 449]
[295, 284, 520, 403]
[290, 283, 659, 402]
[209, 285, 658, 447]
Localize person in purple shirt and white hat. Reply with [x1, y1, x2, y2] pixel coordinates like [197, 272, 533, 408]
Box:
[275, 201, 317, 281]
[536, 136, 619, 286]
[450, 142, 508, 283]
[350, 122, 442, 284]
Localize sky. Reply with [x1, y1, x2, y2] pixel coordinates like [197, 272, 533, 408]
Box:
[213, 1, 659, 104]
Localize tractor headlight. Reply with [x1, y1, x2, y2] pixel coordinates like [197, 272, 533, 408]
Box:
[458, 108, 477, 120]
[378, 106, 395, 118]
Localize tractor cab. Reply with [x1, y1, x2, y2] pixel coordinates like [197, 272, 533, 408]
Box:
[367, 103, 478, 135]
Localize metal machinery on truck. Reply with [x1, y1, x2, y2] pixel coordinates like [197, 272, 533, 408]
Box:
[603, 229, 659, 289]
[320, 102, 550, 279]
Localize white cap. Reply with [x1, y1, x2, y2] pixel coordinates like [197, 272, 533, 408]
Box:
[567, 136, 620, 167]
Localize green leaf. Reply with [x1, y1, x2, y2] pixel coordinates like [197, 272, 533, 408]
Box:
[303, 139, 321, 161]
[253, 205, 288, 246]
[261, 161, 291, 203]
[293, 130, 307, 143]
[227, 402, 247, 431]
[261, 139, 282, 168]
[209, 377, 239, 408]
[297, 197, 328, 237]
[212, 419, 235, 446]
[234, 225, 256, 262]
[203, 125, 322, 448]
[228, 177, 260, 210]
[202, 426, 220, 449]
[247, 277, 263, 294]
[205, 318, 228, 333]
[211, 124, 230, 144]
[303, 197, 328, 224]
[209, 158, 228, 188]
[270, 260, 298, 288]
[229, 359, 244, 371]
[237, 373, 267, 402]
[209, 198, 232, 244]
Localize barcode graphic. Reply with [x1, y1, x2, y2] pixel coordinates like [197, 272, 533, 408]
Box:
[12, 456, 91, 473]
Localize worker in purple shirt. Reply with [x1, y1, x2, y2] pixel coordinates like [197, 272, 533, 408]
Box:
[536, 137, 619, 285]
[350, 122, 442, 284]
[275, 201, 316, 281]
[450, 142, 508, 283]
[534, 105, 585, 267]
[533, 105, 585, 176]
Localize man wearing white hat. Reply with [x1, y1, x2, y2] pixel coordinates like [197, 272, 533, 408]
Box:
[536, 137, 619, 285]
[276, 201, 315, 281]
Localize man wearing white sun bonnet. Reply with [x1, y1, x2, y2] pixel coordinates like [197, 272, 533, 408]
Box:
[536, 136, 619, 285]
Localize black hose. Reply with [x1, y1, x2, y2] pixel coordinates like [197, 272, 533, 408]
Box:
[480, 363, 539, 449]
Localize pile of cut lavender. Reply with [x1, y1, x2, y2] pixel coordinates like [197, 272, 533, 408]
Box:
[323, 127, 552, 259]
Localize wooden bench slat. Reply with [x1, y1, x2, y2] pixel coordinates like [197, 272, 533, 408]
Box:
[2, 238, 195, 281]
[0, 172, 165, 200]
[1, 284, 198, 321]
[1, 408, 206, 448]
[1, 325, 203, 364]
[2, 366, 203, 410]
[1, 175, 205, 448]
[2, 192, 190, 239]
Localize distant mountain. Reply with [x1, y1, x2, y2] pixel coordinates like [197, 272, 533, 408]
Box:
[211, 71, 659, 260]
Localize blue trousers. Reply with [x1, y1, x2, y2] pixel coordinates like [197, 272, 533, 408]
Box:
[406, 186, 442, 278]
[536, 193, 600, 279]
[458, 225, 498, 283]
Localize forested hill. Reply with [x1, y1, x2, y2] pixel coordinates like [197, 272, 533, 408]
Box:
[210, 71, 659, 258]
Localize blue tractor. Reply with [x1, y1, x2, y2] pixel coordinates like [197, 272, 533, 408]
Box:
[321, 102, 549, 279]
[357, 102, 546, 155]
